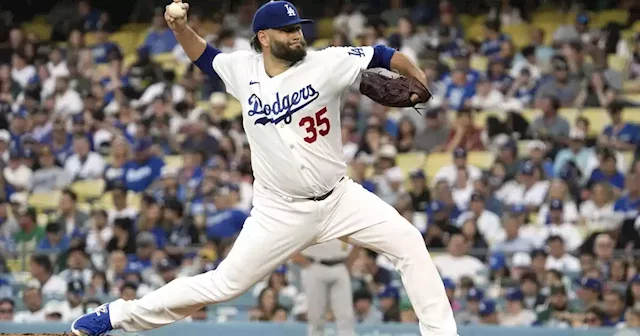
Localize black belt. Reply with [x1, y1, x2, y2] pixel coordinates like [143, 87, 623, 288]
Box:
[306, 177, 344, 201]
[307, 257, 346, 266]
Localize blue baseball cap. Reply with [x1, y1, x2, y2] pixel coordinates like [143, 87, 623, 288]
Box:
[252, 1, 313, 33]
[133, 137, 153, 152]
[478, 299, 497, 316]
[206, 157, 220, 170]
[489, 252, 506, 271]
[409, 169, 425, 179]
[443, 278, 456, 290]
[631, 274, 640, 284]
[466, 288, 484, 301]
[378, 286, 400, 300]
[453, 147, 467, 158]
[579, 277, 603, 293]
[519, 161, 535, 175]
[549, 199, 564, 211]
[505, 288, 524, 301]
[510, 204, 526, 215]
[274, 264, 288, 274]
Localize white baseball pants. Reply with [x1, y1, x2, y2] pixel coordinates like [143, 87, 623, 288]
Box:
[108, 177, 457, 335]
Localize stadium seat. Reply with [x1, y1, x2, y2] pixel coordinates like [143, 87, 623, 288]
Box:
[624, 93, 640, 103]
[423, 152, 452, 177]
[109, 31, 140, 55]
[608, 54, 628, 74]
[470, 55, 488, 72]
[164, 155, 184, 169]
[558, 108, 578, 125]
[317, 18, 334, 39]
[531, 10, 564, 24]
[580, 108, 609, 135]
[468, 151, 495, 170]
[224, 98, 243, 120]
[21, 23, 52, 41]
[99, 191, 142, 210]
[71, 179, 106, 202]
[28, 190, 62, 212]
[623, 108, 640, 123]
[475, 110, 503, 128]
[501, 23, 531, 49]
[520, 108, 542, 122]
[531, 21, 560, 46]
[312, 38, 329, 49]
[77, 202, 92, 214]
[36, 213, 50, 227]
[594, 9, 629, 27]
[465, 23, 485, 43]
[121, 23, 150, 33]
[395, 152, 426, 176]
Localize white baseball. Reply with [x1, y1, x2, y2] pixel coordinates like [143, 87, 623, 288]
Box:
[167, 2, 186, 18]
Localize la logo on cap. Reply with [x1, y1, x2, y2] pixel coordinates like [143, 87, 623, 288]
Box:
[284, 3, 296, 16]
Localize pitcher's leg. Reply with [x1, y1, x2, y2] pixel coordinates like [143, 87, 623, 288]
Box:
[75, 214, 317, 334]
[318, 180, 457, 336]
[301, 265, 329, 336]
[346, 221, 457, 336]
[329, 265, 356, 336]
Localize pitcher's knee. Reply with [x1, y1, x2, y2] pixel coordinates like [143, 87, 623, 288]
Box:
[398, 225, 429, 258]
[207, 269, 248, 302]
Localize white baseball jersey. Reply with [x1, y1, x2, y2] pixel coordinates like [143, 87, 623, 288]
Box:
[210, 46, 376, 198]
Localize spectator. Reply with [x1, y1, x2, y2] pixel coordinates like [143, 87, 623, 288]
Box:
[106, 217, 136, 254]
[582, 305, 607, 328]
[536, 179, 580, 226]
[586, 149, 625, 191]
[4, 149, 32, 192]
[36, 221, 70, 253]
[478, 299, 500, 325]
[456, 192, 502, 246]
[28, 254, 66, 297]
[451, 168, 474, 210]
[164, 198, 199, 260]
[0, 297, 14, 321]
[554, 128, 596, 178]
[433, 148, 482, 187]
[544, 235, 581, 273]
[501, 288, 536, 326]
[120, 282, 138, 301]
[493, 212, 536, 253]
[378, 286, 400, 322]
[603, 290, 627, 326]
[576, 277, 603, 310]
[600, 101, 639, 152]
[487, 59, 514, 94]
[408, 169, 431, 213]
[30, 145, 70, 193]
[59, 246, 93, 285]
[103, 137, 130, 191]
[12, 287, 45, 322]
[353, 289, 383, 324]
[424, 200, 462, 248]
[205, 185, 248, 241]
[519, 272, 546, 311]
[107, 184, 138, 224]
[433, 234, 487, 285]
[85, 209, 112, 255]
[64, 134, 105, 181]
[13, 206, 44, 253]
[430, 181, 463, 223]
[413, 107, 450, 153]
[249, 287, 280, 322]
[456, 287, 484, 325]
[480, 21, 509, 58]
[579, 182, 624, 233]
[10, 51, 36, 89]
[470, 76, 504, 111]
[142, 8, 178, 56]
[496, 161, 549, 209]
[53, 76, 84, 116]
[535, 284, 575, 327]
[123, 137, 164, 192]
[444, 69, 475, 111]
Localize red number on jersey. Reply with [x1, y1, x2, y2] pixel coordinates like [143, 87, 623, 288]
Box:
[299, 107, 331, 144]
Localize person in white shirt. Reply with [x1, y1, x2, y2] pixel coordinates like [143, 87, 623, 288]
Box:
[64, 134, 106, 181]
[500, 288, 536, 326]
[544, 234, 581, 274]
[3, 150, 33, 192]
[496, 161, 549, 209]
[332, 3, 366, 43]
[12, 287, 46, 323]
[433, 148, 482, 187]
[53, 76, 84, 117]
[509, 46, 542, 80]
[579, 182, 624, 233]
[536, 179, 580, 226]
[29, 254, 68, 298]
[470, 77, 504, 111]
[11, 51, 36, 88]
[47, 48, 70, 79]
[492, 213, 536, 254]
[50, 280, 86, 322]
[0, 129, 10, 164]
[451, 168, 474, 210]
[215, 28, 252, 54]
[107, 185, 139, 225]
[456, 193, 502, 246]
[433, 233, 487, 286]
[543, 199, 584, 252]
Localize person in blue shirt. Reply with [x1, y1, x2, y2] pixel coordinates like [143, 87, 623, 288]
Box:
[480, 20, 510, 58]
[510, 68, 539, 107]
[444, 69, 475, 111]
[9, 110, 29, 153]
[164, 198, 200, 260]
[487, 59, 514, 94]
[613, 173, 640, 221]
[126, 232, 157, 271]
[36, 221, 70, 253]
[205, 185, 248, 241]
[600, 101, 640, 153]
[442, 48, 481, 87]
[142, 9, 179, 56]
[40, 117, 74, 163]
[123, 137, 165, 192]
[91, 25, 121, 64]
[587, 149, 625, 191]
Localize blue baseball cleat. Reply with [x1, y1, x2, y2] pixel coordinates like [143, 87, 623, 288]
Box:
[71, 303, 114, 336]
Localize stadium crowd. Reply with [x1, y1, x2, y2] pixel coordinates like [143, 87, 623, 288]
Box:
[1, 0, 640, 332]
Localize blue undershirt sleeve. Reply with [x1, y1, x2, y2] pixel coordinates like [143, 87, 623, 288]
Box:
[367, 44, 396, 70]
[193, 44, 221, 78]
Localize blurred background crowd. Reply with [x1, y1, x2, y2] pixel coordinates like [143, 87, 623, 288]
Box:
[1, 0, 640, 332]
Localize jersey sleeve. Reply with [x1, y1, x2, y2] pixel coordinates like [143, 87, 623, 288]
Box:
[211, 51, 256, 98]
[323, 46, 376, 89]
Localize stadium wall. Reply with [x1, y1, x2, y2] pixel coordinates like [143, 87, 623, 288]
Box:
[0, 321, 621, 336]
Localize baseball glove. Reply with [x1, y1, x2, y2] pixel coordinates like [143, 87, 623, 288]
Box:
[359, 71, 432, 109]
